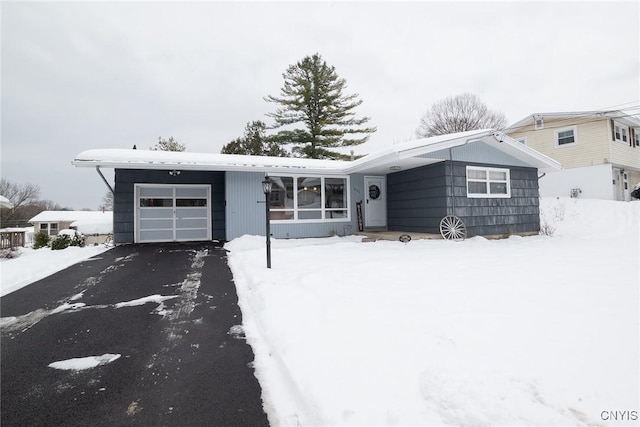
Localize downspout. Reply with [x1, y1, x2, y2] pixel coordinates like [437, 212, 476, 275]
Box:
[96, 166, 115, 195]
[448, 147, 456, 217]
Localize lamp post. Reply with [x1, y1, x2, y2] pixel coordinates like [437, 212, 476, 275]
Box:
[262, 175, 273, 269]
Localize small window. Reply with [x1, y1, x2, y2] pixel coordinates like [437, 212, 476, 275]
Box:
[140, 198, 173, 207]
[534, 117, 544, 130]
[555, 126, 577, 146]
[466, 166, 511, 198]
[613, 121, 629, 143]
[176, 199, 207, 207]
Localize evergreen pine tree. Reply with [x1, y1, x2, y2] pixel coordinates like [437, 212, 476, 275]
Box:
[152, 136, 186, 152]
[221, 121, 288, 157]
[265, 53, 376, 160]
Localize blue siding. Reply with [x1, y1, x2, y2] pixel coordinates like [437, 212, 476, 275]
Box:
[387, 161, 540, 237]
[387, 163, 448, 233]
[114, 169, 225, 244]
[420, 140, 530, 167]
[225, 171, 364, 240]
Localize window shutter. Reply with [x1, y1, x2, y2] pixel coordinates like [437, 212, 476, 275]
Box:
[631, 128, 636, 148]
[610, 119, 616, 141]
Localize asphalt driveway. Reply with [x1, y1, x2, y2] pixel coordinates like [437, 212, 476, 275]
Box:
[1, 242, 269, 427]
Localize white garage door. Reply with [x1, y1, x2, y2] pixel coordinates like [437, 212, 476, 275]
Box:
[135, 184, 212, 243]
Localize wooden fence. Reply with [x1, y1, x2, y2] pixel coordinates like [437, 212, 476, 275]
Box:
[0, 231, 26, 249]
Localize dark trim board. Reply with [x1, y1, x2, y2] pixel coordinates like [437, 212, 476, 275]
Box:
[113, 169, 226, 244]
[387, 161, 541, 237]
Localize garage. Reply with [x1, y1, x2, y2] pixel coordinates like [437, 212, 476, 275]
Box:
[135, 184, 211, 243]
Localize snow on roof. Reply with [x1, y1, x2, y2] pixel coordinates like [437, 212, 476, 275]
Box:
[72, 149, 348, 174]
[72, 129, 560, 175]
[29, 210, 113, 223]
[71, 217, 113, 234]
[0, 195, 13, 209]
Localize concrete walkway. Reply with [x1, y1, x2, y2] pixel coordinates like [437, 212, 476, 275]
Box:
[357, 230, 442, 242]
[1, 242, 269, 426]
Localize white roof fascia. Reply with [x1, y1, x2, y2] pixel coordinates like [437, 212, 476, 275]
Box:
[344, 129, 493, 174]
[72, 149, 349, 175]
[488, 133, 561, 172]
[0, 195, 13, 209]
[73, 128, 560, 178]
[507, 110, 640, 131]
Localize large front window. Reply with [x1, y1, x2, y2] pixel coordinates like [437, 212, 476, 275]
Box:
[269, 175, 349, 222]
[466, 166, 511, 198]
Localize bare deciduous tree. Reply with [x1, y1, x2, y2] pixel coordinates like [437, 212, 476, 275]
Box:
[416, 93, 508, 138]
[0, 179, 42, 227]
[100, 191, 114, 211]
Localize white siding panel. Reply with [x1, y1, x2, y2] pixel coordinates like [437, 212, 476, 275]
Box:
[538, 164, 614, 199]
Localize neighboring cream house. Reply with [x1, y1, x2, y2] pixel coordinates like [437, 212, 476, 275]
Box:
[506, 111, 640, 201]
[29, 210, 113, 245]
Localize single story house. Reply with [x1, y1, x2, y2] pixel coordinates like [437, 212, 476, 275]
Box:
[72, 129, 560, 245]
[29, 210, 113, 245]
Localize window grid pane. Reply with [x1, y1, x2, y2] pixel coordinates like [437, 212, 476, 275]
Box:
[269, 176, 349, 221]
[467, 167, 510, 198]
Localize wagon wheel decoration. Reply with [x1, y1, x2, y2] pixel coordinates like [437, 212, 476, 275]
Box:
[439, 215, 467, 241]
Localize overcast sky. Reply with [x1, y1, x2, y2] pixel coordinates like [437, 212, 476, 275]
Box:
[2, 1, 638, 210]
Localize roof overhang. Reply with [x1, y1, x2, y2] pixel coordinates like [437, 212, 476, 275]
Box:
[344, 129, 561, 174]
[72, 149, 350, 175]
[508, 110, 640, 131]
[72, 129, 561, 176]
[0, 196, 13, 209]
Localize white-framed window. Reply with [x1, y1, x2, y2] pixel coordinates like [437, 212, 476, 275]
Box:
[555, 126, 577, 146]
[634, 129, 639, 147]
[516, 137, 527, 145]
[534, 117, 544, 130]
[614, 121, 629, 143]
[269, 175, 350, 222]
[39, 223, 59, 236]
[466, 166, 511, 198]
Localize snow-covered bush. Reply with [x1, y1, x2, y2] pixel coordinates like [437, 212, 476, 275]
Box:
[51, 230, 85, 250]
[539, 197, 566, 237]
[51, 234, 71, 250]
[33, 231, 50, 249]
[0, 248, 20, 259]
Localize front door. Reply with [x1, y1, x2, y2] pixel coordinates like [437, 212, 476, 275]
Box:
[364, 176, 386, 228]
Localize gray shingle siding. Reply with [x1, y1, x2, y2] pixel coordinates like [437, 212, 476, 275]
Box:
[387, 161, 541, 237]
[113, 169, 225, 244]
[387, 162, 449, 233]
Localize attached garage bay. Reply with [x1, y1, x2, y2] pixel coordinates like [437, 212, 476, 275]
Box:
[113, 169, 226, 244]
[136, 184, 211, 243]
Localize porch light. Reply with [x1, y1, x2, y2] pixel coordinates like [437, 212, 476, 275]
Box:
[262, 176, 273, 269]
[262, 176, 273, 195]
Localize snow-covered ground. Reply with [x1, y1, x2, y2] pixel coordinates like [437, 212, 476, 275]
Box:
[0, 245, 110, 297]
[2, 198, 638, 425]
[226, 198, 640, 426]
